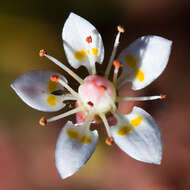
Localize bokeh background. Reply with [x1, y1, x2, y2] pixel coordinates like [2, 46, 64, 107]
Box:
[1, 0, 190, 189]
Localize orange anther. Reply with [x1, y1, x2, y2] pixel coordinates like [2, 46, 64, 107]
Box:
[117, 25, 125, 33]
[161, 94, 167, 99]
[50, 75, 59, 83]
[39, 49, 47, 57]
[98, 85, 107, 92]
[113, 60, 121, 68]
[86, 36, 92, 43]
[39, 117, 47, 126]
[105, 137, 114, 146]
[87, 101, 94, 107]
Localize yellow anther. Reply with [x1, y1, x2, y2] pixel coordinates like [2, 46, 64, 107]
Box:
[117, 25, 125, 33]
[50, 75, 59, 83]
[39, 117, 47, 126]
[86, 36, 92, 43]
[105, 137, 114, 146]
[39, 49, 47, 57]
[161, 94, 167, 99]
[98, 85, 107, 92]
[113, 60, 121, 68]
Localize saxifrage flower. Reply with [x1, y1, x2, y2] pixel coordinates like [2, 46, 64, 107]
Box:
[11, 12, 172, 179]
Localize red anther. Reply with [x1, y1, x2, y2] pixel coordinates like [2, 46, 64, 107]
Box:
[86, 36, 92, 43]
[117, 25, 125, 33]
[39, 117, 47, 126]
[105, 137, 114, 146]
[50, 75, 59, 83]
[39, 49, 47, 57]
[113, 60, 121, 68]
[98, 85, 107, 92]
[161, 94, 167, 99]
[87, 101, 94, 107]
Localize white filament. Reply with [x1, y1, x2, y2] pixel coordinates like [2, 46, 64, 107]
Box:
[45, 54, 84, 84]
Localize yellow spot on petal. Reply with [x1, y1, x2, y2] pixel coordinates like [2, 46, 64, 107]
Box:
[46, 95, 56, 106]
[125, 54, 137, 68]
[117, 126, 132, 136]
[80, 135, 92, 144]
[135, 69, 145, 82]
[48, 80, 57, 93]
[131, 115, 143, 127]
[74, 50, 86, 60]
[67, 129, 79, 140]
[87, 50, 90, 55]
[92, 48, 98, 56]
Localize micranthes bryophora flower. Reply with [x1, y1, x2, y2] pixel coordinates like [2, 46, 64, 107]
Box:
[11, 12, 172, 179]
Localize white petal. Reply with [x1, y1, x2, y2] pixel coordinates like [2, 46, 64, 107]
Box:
[111, 107, 162, 164]
[62, 12, 104, 73]
[55, 121, 98, 179]
[117, 36, 172, 90]
[11, 70, 67, 112]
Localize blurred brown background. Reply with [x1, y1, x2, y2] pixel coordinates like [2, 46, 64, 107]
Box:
[0, 0, 190, 189]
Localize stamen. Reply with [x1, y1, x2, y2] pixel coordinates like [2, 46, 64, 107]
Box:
[50, 75, 79, 98]
[85, 36, 96, 75]
[80, 110, 95, 133]
[113, 60, 121, 85]
[47, 106, 83, 123]
[116, 95, 166, 102]
[87, 101, 94, 107]
[98, 85, 107, 92]
[39, 49, 46, 57]
[86, 36, 92, 43]
[50, 75, 59, 82]
[113, 60, 121, 68]
[117, 25, 125, 33]
[39, 117, 47, 126]
[161, 94, 167, 99]
[105, 25, 124, 78]
[39, 49, 83, 84]
[105, 137, 114, 146]
[99, 113, 112, 137]
[62, 94, 78, 102]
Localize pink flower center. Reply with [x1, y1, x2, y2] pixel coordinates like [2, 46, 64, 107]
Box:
[78, 75, 116, 114]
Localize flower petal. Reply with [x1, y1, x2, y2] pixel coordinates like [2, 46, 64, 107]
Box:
[11, 70, 67, 112]
[111, 107, 162, 164]
[62, 12, 104, 73]
[117, 36, 172, 90]
[55, 121, 98, 179]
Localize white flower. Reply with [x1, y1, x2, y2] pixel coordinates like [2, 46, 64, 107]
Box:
[11, 12, 172, 179]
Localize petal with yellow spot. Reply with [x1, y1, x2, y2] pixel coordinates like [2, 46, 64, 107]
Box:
[92, 48, 99, 56]
[80, 135, 92, 144]
[48, 80, 57, 93]
[67, 129, 79, 140]
[46, 95, 56, 106]
[125, 54, 137, 68]
[74, 50, 86, 60]
[117, 126, 132, 136]
[131, 115, 143, 127]
[135, 69, 144, 82]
